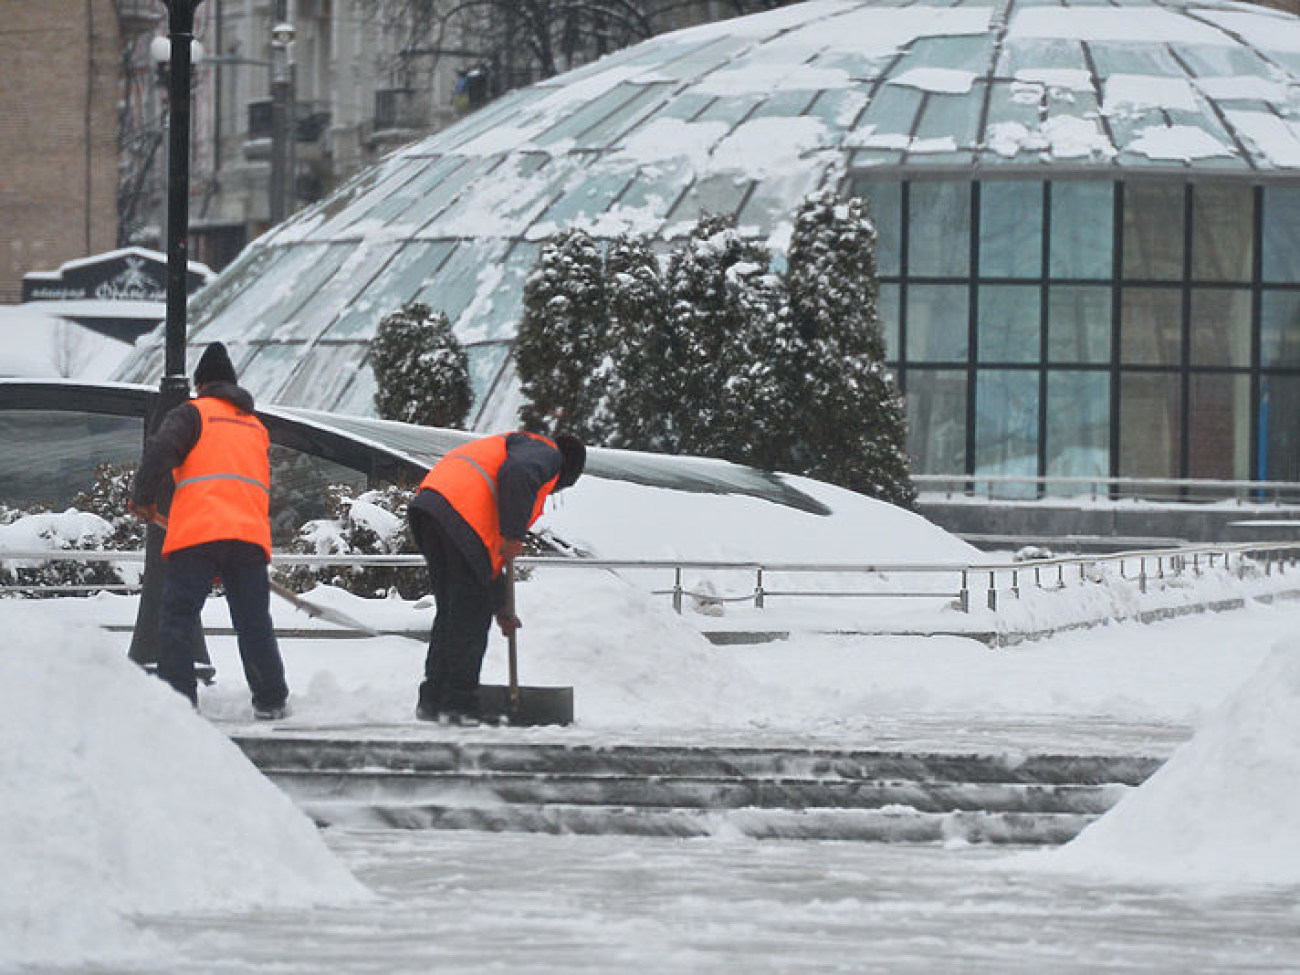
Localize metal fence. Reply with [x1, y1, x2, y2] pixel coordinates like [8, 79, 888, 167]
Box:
[914, 474, 1300, 506]
[3, 542, 1298, 614]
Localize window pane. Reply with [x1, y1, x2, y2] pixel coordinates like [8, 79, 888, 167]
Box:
[1123, 182, 1183, 281]
[908, 181, 970, 277]
[0, 411, 141, 509]
[1047, 285, 1111, 363]
[1046, 371, 1109, 485]
[1194, 183, 1254, 283]
[1119, 373, 1182, 478]
[906, 284, 969, 362]
[1261, 291, 1300, 368]
[851, 180, 901, 276]
[1050, 182, 1114, 279]
[979, 181, 1042, 278]
[975, 369, 1039, 494]
[1262, 186, 1300, 284]
[1190, 288, 1251, 367]
[879, 283, 900, 361]
[1188, 374, 1250, 480]
[978, 285, 1039, 363]
[904, 369, 967, 474]
[1121, 288, 1182, 366]
[1261, 375, 1300, 480]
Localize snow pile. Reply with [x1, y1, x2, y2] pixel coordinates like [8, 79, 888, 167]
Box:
[0, 604, 370, 970]
[0, 304, 134, 380]
[1025, 634, 1300, 886]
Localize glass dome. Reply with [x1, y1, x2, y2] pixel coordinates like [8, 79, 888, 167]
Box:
[114, 0, 1300, 486]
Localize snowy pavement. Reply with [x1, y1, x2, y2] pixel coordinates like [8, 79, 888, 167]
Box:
[123, 830, 1300, 975]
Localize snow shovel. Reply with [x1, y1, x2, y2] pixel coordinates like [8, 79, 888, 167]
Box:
[474, 559, 574, 727]
[268, 577, 380, 637]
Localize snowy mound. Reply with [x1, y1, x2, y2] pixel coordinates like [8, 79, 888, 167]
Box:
[0, 604, 370, 969]
[1024, 634, 1300, 886]
[544, 472, 980, 563]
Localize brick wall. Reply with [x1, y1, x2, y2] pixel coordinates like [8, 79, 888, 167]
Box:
[0, 1, 121, 303]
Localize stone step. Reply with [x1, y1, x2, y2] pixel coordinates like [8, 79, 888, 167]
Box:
[292, 798, 1098, 845]
[261, 767, 1128, 816]
[234, 736, 1163, 787]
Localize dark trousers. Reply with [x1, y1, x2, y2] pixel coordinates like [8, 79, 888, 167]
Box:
[409, 508, 495, 714]
[158, 539, 288, 710]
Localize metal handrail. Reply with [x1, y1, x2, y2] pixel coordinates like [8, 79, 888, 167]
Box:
[3, 542, 1298, 613]
[915, 473, 1300, 505]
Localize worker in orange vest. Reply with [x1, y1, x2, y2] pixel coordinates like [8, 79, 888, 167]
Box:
[129, 342, 289, 720]
[408, 431, 585, 725]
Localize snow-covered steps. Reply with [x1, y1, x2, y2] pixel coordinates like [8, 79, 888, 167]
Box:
[232, 736, 1163, 846]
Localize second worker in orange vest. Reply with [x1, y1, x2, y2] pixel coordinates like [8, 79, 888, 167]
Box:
[408, 431, 585, 725]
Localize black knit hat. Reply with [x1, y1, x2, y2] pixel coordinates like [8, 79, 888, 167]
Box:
[194, 342, 237, 387]
[555, 434, 586, 490]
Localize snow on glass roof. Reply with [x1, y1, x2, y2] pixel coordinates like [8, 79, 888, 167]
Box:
[114, 0, 1300, 427]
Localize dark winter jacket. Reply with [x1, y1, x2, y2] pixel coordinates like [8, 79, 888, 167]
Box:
[409, 432, 563, 590]
[131, 381, 259, 516]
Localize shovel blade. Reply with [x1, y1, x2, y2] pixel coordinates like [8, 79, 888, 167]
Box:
[477, 685, 574, 726]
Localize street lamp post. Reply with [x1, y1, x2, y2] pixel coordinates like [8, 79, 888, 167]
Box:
[269, 17, 296, 224]
[129, 0, 210, 675]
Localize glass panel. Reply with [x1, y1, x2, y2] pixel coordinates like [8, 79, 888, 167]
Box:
[1190, 288, 1251, 367]
[1260, 374, 1300, 480]
[975, 369, 1039, 495]
[534, 83, 657, 149]
[274, 343, 374, 410]
[328, 362, 379, 417]
[736, 165, 823, 238]
[1049, 181, 1114, 279]
[531, 171, 634, 237]
[0, 411, 142, 509]
[322, 241, 457, 340]
[979, 181, 1042, 278]
[310, 156, 425, 238]
[905, 284, 968, 362]
[908, 182, 970, 277]
[1121, 288, 1182, 366]
[234, 342, 308, 405]
[187, 244, 293, 332]
[978, 285, 1040, 363]
[664, 174, 754, 230]
[914, 88, 983, 147]
[448, 243, 542, 344]
[879, 283, 900, 361]
[411, 240, 514, 328]
[1188, 373, 1250, 479]
[1261, 290, 1300, 368]
[193, 244, 351, 343]
[1119, 372, 1182, 479]
[1047, 285, 1111, 363]
[1264, 186, 1300, 284]
[851, 180, 902, 276]
[1046, 371, 1109, 486]
[354, 156, 470, 230]
[417, 155, 551, 237]
[267, 445, 366, 543]
[465, 342, 511, 406]
[1123, 183, 1184, 281]
[904, 369, 967, 474]
[1194, 183, 1254, 283]
[274, 242, 399, 342]
[573, 83, 674, 149]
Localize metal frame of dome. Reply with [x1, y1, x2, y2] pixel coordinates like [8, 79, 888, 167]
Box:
[112, 0, 1300, 487]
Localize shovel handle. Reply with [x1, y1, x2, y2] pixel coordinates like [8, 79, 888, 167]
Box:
[506, 560, 521, 713]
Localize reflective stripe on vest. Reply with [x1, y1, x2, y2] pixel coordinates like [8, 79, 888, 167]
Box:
[419, 433, 559, 577]
[163, 397, 272, 559]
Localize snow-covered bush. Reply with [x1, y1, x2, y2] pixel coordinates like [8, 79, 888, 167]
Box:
[281, 484, 424, 599]
[0, 508, 127, 596]
[371, 302, 472, 428]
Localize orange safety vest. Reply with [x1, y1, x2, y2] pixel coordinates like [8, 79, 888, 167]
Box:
[420, 433, 559, 578]
[163, 397, 272, 559]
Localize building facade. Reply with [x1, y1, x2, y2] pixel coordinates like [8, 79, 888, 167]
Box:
[0, 0, 123, 303]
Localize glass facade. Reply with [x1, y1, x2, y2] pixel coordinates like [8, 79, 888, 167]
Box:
[108, 0, 1300, 494]
[855, 176, 1300, 488]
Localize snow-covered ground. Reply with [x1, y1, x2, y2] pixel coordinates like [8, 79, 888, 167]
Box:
[3, 497, 1300, 971]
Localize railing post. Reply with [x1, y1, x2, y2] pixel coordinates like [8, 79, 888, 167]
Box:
[958, 569, 970, 613]
[987, 570, 998, 611]
[1139, 557, 1147, 594]
[672, 566, 683, 614]
[1010, 569, 1020, 600]
[754, 566, 765, 609]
